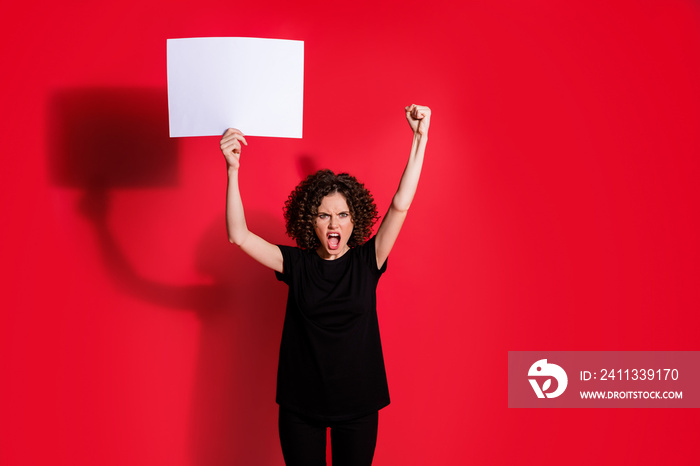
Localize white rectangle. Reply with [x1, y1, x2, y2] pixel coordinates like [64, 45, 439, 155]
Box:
[167, 37, 304, 138]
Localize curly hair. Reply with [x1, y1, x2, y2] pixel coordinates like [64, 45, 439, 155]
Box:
[284, 169, 379, 250]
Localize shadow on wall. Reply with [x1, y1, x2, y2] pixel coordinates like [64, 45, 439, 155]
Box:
[49, 88, 180, 189]
[49, 88, 288, 465]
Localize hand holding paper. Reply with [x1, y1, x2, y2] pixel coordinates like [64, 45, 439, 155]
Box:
[220, 128, 248, 170]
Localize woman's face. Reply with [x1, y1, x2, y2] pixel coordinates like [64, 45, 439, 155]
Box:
[314, 191, 354, 259]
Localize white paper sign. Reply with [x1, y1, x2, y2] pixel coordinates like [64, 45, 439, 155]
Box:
[167, 37, 304, 138]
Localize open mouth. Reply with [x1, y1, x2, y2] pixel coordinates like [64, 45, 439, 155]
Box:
[327, 233, 341, 250]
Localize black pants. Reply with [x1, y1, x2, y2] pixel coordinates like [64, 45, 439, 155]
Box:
[278, 407, 379, 466]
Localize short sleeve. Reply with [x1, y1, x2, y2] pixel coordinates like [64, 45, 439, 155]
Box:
[275, 244, 302, 284]
[358, 236, 388, 278]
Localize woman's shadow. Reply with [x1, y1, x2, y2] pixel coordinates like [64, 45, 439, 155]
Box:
[50, 88, 315, 465]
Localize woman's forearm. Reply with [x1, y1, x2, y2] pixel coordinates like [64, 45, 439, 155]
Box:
[226, 166, 251, 245]
[391, 132, 427, 212]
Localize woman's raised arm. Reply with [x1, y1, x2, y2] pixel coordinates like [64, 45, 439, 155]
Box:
[221, 128, 284, 273]
[374, 104, 431, 268]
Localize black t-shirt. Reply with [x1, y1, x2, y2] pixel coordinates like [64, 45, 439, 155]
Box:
[275, 236, 390, 421]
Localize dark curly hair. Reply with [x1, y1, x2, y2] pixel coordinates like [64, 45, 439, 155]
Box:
[284, 169, 379, 250]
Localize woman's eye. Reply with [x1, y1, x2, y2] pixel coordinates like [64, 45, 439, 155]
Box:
[319, 214, 329, 219]
[339, 213, 349, 218]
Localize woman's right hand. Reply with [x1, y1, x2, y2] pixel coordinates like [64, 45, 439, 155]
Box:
[220, 128, 248, 170]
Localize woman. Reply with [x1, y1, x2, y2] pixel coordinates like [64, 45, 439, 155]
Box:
[219, 104, 431, 466]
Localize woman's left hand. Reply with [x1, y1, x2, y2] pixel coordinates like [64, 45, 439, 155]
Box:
[405, 104, 431, 136]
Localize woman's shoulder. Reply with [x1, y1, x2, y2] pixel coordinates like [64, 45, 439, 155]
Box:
[352, 236, 386, 274]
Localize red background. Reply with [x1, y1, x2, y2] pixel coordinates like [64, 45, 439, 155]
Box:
[2, 1, 699, 464]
